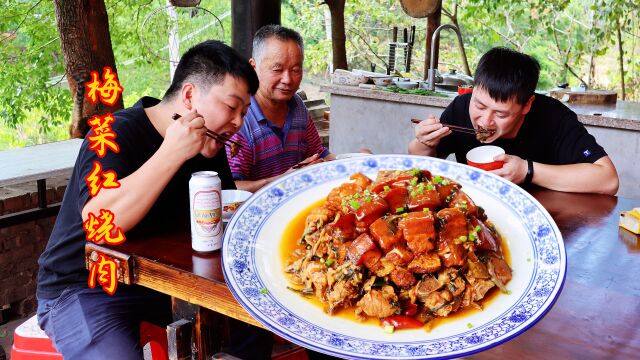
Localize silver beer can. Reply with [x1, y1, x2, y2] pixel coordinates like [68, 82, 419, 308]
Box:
[189, 171, 223, 252]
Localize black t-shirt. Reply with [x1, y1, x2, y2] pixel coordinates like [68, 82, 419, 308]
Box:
[37, 97, 236, 299]
[437, 93, 607, 165]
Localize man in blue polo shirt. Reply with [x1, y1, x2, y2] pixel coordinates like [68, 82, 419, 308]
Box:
[226, 25, 334, 192]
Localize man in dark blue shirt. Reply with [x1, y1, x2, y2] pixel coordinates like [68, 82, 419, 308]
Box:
[36, 40, 261, 359]
[409, 47, 618, 195]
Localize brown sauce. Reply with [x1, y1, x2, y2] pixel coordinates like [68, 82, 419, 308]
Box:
[280, 199, 511, 331]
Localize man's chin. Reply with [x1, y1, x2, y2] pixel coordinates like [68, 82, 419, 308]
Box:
[200, 145, 223, 159]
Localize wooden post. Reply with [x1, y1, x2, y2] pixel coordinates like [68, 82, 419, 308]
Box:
[231, 0, 281, 59]
[423, 1, 442, 80]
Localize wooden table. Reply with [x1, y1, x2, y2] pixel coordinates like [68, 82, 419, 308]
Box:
[85, 187, 640, 359]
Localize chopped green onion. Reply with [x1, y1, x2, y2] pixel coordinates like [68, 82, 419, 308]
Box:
[433, 176, 443, 184]
[353, 193, 360, 199]
[467, 323, 473, 329]
[384, 185, 390, 192]
[527, 258, 532, 262]
[260, 288, 268, 295]
[383, 325, 395, 334]
[350, 200, 361, 209]
[410, 168, 421, 176]
[410, 177, 418, 186]
[365, 196, 372, 202]
[469, 233, 476, 241]
[410, 191, 417, 197]
[442, 179, 450, 186]
[324, 259, 335, 267]
[506, 290, 512, 295]
[395, 207, 405, 213]
[474, 225, 481, 232]
[458, 235, 467, 242]
[427, 184, 434, 191]
[423, 207, 430, 212]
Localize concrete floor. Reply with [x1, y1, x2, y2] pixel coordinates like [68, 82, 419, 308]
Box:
[0, 316, 28, 360]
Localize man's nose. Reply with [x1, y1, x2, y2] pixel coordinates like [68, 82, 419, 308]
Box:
[231, 113, 244, 131]
[280, 70, 291, 84]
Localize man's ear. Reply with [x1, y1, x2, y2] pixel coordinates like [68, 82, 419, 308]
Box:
[522, 95, 535, 115]
[249, 58, 257, 70]
[181, 83, 195, 110]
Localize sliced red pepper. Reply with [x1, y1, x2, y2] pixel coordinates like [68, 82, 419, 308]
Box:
[402, 302, 418, 317]
[380, 315, 423, 329]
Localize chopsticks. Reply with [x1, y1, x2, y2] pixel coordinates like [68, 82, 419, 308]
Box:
[410, 118, 477, 135]
[171, 113, 243, 149]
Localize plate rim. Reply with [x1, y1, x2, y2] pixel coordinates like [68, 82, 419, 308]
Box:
[222, 154, 567, 359]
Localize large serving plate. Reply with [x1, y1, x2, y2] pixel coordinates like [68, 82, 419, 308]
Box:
[222, 155, 566, 359]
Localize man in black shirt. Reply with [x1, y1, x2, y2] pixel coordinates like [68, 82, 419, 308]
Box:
[36, 40, 264, 359]
[409, 47, 618, 195]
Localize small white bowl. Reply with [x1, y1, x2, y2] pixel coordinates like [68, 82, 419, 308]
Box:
[395, 81, 419, 90]
[371, 77, 393, 86]
[222, 190, 252, 222]
[466, 145, 505, 171]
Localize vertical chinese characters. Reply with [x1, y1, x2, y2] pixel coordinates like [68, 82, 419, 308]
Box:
[84, 68, 126, 295]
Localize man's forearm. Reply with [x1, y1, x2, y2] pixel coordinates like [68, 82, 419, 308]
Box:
[82, 146, 183, 233]
[408, 139, 437, 157]
[532, 157, 619, 195]
[235, 175, 281, 193]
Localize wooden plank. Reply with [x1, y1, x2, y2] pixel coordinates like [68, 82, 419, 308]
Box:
[167, 319, 193, 360]
[0, 139, 83, 187]
[85, 243, 134, 285]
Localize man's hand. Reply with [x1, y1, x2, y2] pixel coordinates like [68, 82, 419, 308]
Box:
[414, 115, 452, 148]
[408, 115, 451, 156]
[162, 110, 207, 163]
[290, 153, 323, 171]
[491, 154, 528, 184]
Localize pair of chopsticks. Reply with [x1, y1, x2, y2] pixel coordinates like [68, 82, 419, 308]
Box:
[410, 118, 477, 135]
[171, 113, 243, 149]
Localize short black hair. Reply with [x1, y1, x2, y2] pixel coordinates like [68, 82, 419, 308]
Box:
[163, 40, 259, 99]
[474, 47, 540, 105]
[252, 24, 304, 62]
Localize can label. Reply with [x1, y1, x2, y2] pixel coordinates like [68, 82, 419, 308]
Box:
[189, 171, 222, 252]
[192, 189, 222, 236]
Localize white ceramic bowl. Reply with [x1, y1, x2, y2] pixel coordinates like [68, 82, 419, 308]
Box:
[331, 70, 368, 86]
[395, 81, 419, 89]
[371, 77, 393, 86]
[221, 190, 252, 222]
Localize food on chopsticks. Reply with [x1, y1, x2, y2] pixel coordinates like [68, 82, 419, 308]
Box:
[475, 126, 496, 142]
[284, 169, 512, 332]
[228, 142, 240, 159]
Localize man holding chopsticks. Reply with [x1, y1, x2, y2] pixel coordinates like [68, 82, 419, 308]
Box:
[36, 40, 260, 359]
[408, 47, 618, 195]
[226, 25, 335, 193]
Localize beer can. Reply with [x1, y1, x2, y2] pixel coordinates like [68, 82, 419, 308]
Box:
[189, 171, 223, 252]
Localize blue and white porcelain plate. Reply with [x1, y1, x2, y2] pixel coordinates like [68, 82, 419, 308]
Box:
[222, 155, 566, 359]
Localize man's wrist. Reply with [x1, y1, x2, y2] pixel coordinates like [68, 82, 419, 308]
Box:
[523, 159, 534, 185]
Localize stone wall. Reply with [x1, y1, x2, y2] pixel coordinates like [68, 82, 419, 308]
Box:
[0, 177, 68, 321]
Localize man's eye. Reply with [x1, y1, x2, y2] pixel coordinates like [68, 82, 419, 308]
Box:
[227, 104, 237, 111]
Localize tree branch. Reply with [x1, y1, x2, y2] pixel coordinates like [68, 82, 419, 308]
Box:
[0, 0, 46, 43]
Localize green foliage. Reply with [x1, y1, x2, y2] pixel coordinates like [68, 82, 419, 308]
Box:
[0, 0, 71, 137]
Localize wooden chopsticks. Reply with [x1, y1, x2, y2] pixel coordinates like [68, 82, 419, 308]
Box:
[171, 113, 243, 149]
[410, 118, 477, 135]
